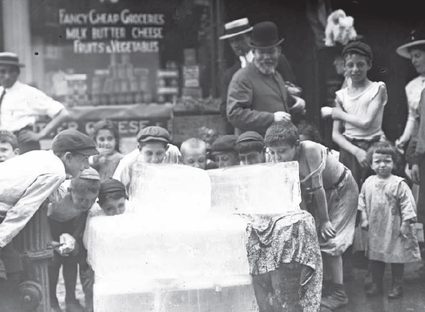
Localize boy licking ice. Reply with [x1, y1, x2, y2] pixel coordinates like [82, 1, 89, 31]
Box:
[210, 135, 239, 168]
[180, 138, 208, 169]
[235, 131, 265, 165]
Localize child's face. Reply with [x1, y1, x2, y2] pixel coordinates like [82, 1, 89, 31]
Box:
[409, 48, 425, 75]
[70, 190, 98, 212]
[0, 142, 18, 162]
[371, 152, 393, 178]
[96, 129, 116, 154]
[215, 152, 239, 168]
[182, 149, 207, 169]
[239, 151, 264, 165]
[138, 142, 166, 164]
[268, 143, 297, 163]
[101, 197, 126, 216]
[344, 54, 371, 83]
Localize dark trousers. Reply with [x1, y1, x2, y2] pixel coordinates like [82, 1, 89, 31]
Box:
[370, 260, 404, 287]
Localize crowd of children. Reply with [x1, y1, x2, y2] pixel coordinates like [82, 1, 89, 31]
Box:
[0, 37, 424, 312]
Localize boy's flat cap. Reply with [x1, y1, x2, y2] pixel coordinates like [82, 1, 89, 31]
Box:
[79, 167, 100, 180]
[236, 131, 264, 144]
[136, 126, 170, 143]
[211, 135, 238, 152]
[52, 129, 98, 156]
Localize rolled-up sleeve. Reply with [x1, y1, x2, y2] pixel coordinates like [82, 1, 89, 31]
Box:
[31, 88, 65, 118]
[226, 75, 274, 131]
[0, 174, 64, 247]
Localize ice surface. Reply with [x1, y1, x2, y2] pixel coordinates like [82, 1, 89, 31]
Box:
[86, 162, 301, 311]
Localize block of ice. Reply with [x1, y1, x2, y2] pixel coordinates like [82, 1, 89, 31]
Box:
[209, 162, 301, 214]
[85, 162, 302, 311]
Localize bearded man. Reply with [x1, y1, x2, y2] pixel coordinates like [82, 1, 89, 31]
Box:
[227, 21, 305, 135]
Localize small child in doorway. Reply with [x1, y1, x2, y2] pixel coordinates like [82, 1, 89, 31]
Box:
[210, 135, 239, 168]
[180, 138, 208, 169]
[359, 141, 421, 298]
[48, 167, 101, 312]
[0, 130, 19, 162]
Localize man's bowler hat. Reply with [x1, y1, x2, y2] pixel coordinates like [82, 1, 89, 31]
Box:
[249, 21, 284, 49]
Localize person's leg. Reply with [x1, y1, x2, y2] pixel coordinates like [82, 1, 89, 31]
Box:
[366, 260, 385, 296]
[388, 263, 404, 299]
[79, 260, 95, 312]
[321, 254, 348, 309]
[63, 259, 78, 304]
[252, 272, 274, 312]
[48, 256, 62, 309]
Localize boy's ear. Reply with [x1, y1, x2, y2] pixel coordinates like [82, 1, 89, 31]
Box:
[13, 148, 20, 156]
[295, 139, 300, 146]
[137, 143, 142, 151]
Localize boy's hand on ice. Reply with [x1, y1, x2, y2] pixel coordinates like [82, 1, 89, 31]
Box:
[400, 221, 411, 239]
[321, 221, 336, 240]
[411, 164, 420, 184]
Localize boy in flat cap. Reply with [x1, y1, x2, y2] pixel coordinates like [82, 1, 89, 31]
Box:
[113, 126, 179, 198]
[97, 178, 127, 216]
[235, 131, 265, 165]
[0, 129, 97, 308]
[48, 167, 101, 312]
[0, 130, 19, 162]
[210, 135, 239, 168]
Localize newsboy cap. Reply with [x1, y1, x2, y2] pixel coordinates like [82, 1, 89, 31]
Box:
[79, 167, 100, 181]
[136, 126, 170, 143]
[236, 131, 264, 144]
[342, 40, 373, 60]
[52, 129, 98, 156]
[211, 135, 238, 153]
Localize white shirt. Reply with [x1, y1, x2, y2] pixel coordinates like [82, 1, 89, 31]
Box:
[0, 81, 65, 132]
[0, 150, 66, 247]
[405, 75, 425, 122]
[239, 50, 254, 69]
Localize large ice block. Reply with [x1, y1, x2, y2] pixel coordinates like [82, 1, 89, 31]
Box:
[86, 162, 302, 312]
[209, 162, 301, 214]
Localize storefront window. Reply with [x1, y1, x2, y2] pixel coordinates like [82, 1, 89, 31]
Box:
[29, 0, 218, 107]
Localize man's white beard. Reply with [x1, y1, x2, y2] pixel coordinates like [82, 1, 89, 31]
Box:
[254, 59, 276, 75]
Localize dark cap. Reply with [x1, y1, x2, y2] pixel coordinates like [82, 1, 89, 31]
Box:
[99, 178, 127, 198]
[136, 126, 170, 143]
[211, 135, 237, 152]
[52, 129, 98, 156]
[236, 131, 264, 144]
[249, 21, 284, 49]
[342, 40, 373, 60]
[0, 129, 18, 149]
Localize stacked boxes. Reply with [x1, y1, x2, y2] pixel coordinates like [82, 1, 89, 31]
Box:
[182, 48, 202, 99]
[156, 61, 179, 104]
[65, 74, 89, 107]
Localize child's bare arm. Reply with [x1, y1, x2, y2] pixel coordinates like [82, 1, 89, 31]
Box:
[331, 84, 387, 129]
[332, 119, 368, 167]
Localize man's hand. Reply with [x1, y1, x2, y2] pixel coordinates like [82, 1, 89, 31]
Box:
[289, 96, 306, 115]
[411, 164, 420, 184]
[18, 130, 42, 143]
[274, 111, 291, 122]
[360, 217, 369, 230]
[320, 221, 336, 240]
[355, 148, 369, 168]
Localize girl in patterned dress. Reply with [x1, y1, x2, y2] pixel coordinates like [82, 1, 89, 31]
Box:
[359, 141, 421, 298]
